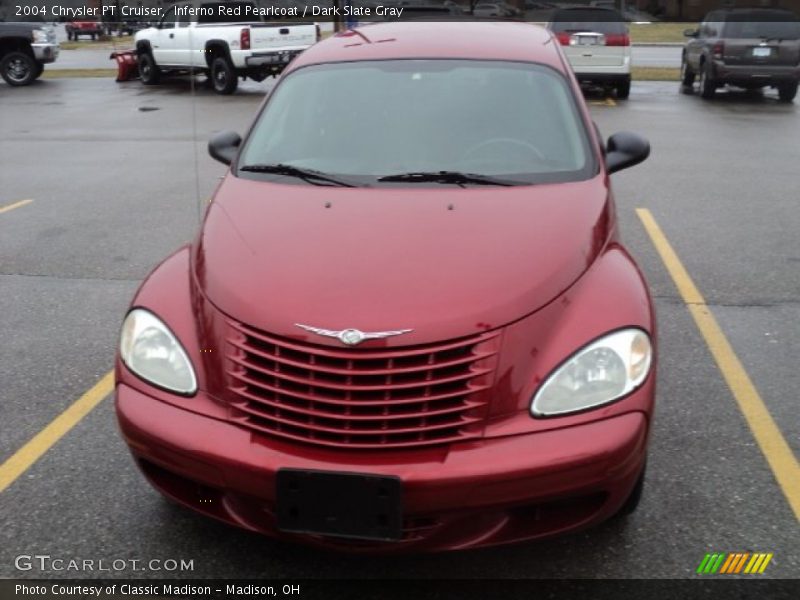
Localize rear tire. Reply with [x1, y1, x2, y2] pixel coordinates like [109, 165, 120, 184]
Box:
[615, 78, 630, 100]
[699, 61, 716, 99]
[680, 57, 695, 92]
[0, 51, 38, 86]
[210, 56, 238, 95]
[778, 81, 798, 103]
[138, 51, 160, 85]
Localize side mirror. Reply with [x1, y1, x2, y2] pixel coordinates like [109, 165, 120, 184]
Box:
[208, 130, 242, 166]
[683, 28, 698, 38]
[606, 132, 649, 174]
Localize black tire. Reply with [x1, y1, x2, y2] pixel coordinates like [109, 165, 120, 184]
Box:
[680, 57, 695, 91]
[699, 61, 716, 99]
[210, 56, 238, 95]
[616, 463, 646, 517]
[615, 78, 630, 100]
[0, 51, 38, 86]
[32, 62, 44, 80]
[138, 51, 160, 85]
[778, 81, 798, 103]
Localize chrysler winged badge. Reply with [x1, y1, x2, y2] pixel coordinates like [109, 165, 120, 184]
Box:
[295, 324, 413, 346]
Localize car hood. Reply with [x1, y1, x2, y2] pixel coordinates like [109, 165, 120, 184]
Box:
[193, 174, 612, 346]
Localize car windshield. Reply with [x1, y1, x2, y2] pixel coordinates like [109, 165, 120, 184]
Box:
[723, 19, 800, 40]
[551, 10, 627, 35]
[237, 60, 594, 186]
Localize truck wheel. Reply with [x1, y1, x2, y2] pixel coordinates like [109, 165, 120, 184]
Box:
[211, 56, 238, 95]
[1, 51, 38, 86]
[699, 62, 716, 99]
[138, 52, 160, 85]
[778, 82, 798, 103]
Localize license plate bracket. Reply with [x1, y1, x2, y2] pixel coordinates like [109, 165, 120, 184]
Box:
[276, 469, 403, 541]
[752, 47, 772, 58]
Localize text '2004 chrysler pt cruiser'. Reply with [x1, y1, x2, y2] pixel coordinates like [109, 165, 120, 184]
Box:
[115, 21, 654, 552]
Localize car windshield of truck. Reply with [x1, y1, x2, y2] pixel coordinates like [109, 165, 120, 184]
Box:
[723, 18, 800, 40]
[197, 2, 259, 23]
[237, 60, 594, 186]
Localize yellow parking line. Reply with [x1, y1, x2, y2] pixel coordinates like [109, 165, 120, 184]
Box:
[636, 208, 800, 522]
[0, 199, 33, 214]
[0, 370, 114, 494]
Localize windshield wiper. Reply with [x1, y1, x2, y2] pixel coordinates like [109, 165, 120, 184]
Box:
[238, 163, 357, 187]
[377, 170, 517, 186]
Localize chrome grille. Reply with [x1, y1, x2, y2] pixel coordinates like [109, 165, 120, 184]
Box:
[224, 321, 500, 449]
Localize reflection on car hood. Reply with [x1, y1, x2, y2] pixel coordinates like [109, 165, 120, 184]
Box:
[193, 174, 612, 345]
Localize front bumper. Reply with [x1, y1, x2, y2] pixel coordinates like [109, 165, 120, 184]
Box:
[32, 43, 60, 64]
[116, 381, 651, 552]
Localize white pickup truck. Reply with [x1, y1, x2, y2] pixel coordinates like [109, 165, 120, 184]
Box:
[135, 0, 319, 94]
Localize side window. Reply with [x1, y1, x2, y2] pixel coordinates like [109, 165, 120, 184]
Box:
[178, 10, 191, 27]
[160, 7, 178, 29]
[699, 12, 717, 37]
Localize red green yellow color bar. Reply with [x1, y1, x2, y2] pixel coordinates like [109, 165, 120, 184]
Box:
[697, 552, 773, 574]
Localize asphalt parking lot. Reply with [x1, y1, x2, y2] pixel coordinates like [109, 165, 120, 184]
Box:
[0, 76, 798, 582]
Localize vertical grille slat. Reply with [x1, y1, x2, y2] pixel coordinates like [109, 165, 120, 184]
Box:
[224, 321, 499, 449]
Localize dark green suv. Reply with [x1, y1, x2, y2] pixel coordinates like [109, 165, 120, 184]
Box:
[681, 8, 800, 102]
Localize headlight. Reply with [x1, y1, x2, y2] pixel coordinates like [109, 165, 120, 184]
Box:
[119, 309, 197, 395]
[32, 29, 48, 43]
[531, 328, 652, 417]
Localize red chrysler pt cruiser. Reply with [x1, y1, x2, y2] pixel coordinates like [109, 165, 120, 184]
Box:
[115, 21, 655, 552]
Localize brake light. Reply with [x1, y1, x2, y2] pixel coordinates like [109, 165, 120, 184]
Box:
[712, 41, 724, 59]
[605, 34, 630, 47]
[556, 32, 570, 45]
[240, 28, 250, 51]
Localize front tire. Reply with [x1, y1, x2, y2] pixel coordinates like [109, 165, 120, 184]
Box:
[699, 61, 716, 99]
[778, 81, 798, 103]
[210, 56, 238, 95]
[138, 52, 160, 85]
[0, 51, 38, 86]
[616, 463, 646, 517]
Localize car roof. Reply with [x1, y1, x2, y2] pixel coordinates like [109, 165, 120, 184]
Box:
[289, 21, 564, 72]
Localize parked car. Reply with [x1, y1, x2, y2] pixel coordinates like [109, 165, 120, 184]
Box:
[134, 0, 318, 94]
[65, 20, 104, 41]
[115, 21, 655, 552]
[548, 5, 632, 99]
[0, 22, 59, 86]
[681, 8, 800, 102]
